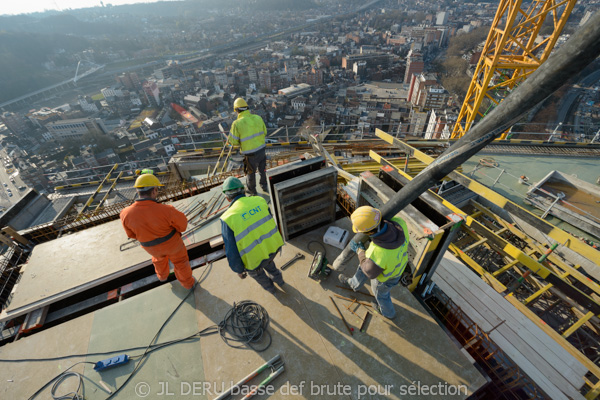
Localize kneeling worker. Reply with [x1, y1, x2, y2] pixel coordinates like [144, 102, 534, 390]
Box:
[220, 177, 285, 294]
[338, 206, 410, 319]
[120, 174, 195, 289]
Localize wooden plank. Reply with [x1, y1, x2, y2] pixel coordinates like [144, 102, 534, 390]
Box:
[209, 235, 224, 248]
[21, 306, 49, 333]
[506, 294, 600, 386]
[432, 275, 496, 331]
[437, 264, 585, 398]
[441, 252, 588, 380]
[488, 332, 571, 400]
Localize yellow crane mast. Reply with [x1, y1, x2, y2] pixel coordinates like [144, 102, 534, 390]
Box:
[451, 0, 577, 139]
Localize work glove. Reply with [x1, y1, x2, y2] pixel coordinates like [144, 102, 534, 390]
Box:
[350, 240, 365, 253]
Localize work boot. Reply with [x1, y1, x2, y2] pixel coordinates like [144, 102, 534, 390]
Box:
[338, 273, 353, 288]
[260, 184, 268, 193]
[246, 189, 257, 196]
[371, 301, 395, 320]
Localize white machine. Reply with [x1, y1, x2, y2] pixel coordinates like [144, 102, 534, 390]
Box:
[323, 226, 350, 250]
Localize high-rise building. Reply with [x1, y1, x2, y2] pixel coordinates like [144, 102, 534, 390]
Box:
[259, 71, 272, 91]
[436, 11, 448, 26]
[404, 51, 425, 83]
[409, 109, 429, 137]
[248, 68, 258, 82]
[142, 81, 161, 106]
[409, 73, 449, 110]
[116, 72, 141, 90]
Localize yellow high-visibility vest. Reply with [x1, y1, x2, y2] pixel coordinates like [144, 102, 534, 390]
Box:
[221, 196, 283, 270]
[229, 111, 266, 154]
[365, 217, 410, 283]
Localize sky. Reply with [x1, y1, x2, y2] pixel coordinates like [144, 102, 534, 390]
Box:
[0, 0, 165, 16]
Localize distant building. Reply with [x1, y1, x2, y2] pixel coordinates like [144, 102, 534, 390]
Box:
[78, 96, 99, 113]
[116, 72, 141, 90]
[409, 109, 429, 137]
[404, 51, 425, 83]
[360, 45, 377, 54]
[1, 112, 28, 136]
[353, 61, 368, 78]
[436, 11, 448, 26]
[46, 118, 107, 142]
[296, 67, 323, 86]
[409, 73, 450, 110]
[259, 71, 272, 91]
[291, 96, 307, 112]
[278, 83, 312, 99]
[143, 81, 161, 106]
[27, 108, 63, 129]
[101, 87, 123, 99]
[342, 53, 393, 70]
[248, 68, 258, 82]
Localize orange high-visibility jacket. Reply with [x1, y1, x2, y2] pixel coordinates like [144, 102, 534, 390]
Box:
[120, 199, 187, 244]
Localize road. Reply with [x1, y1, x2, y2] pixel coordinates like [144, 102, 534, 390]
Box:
[0, 148, 29, 213]
[556, 69, 600, 126]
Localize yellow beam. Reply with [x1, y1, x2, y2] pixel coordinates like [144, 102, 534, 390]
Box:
[562, 312, 595, 339]
[449, 244, 507, 292]
[376, 129, 600, 264]
[523, 283, 554, 305]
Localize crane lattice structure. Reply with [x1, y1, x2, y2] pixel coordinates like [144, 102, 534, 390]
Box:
[451, 0, 577, 139]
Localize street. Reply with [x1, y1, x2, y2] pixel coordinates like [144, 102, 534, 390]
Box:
[0, 148, 28, 213]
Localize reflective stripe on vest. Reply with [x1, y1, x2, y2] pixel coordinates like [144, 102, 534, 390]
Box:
[365, 217, 410, 283]
[230, 112, 266, 154]
[221, 196, 284, 270]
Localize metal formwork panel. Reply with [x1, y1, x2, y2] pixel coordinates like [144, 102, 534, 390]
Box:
[273, 167, 337, 240]
[266, 156, 326, 231]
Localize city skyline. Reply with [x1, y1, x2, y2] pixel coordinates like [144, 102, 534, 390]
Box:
[0, 0, 175, 16]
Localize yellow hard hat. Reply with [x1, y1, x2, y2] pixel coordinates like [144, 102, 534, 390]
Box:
[233, 97, 248, 111]
[134, 174, 163, 188]
[351, 206, 381, 233]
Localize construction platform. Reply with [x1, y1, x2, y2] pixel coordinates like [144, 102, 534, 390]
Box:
[0, 220, 486, 399]
[0, 186, 229, 323]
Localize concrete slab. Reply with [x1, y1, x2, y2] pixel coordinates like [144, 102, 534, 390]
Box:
[0, 217, 485, 400]
[83, 281, 205, 400]
[192, 219, 486, 399]
[1, 189, 226, 322]
[0, 313, 94, 399]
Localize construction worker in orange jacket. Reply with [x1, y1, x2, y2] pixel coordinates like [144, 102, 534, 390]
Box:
[120, 174, 195, 289]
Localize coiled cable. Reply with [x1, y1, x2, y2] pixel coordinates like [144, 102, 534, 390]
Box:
[218, 300, 271, 352]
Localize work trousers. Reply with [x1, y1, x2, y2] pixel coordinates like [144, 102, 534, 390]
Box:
[142, 235, 195, 289]
[244, 148, 267, 194]
[348, 266, 402, 318]
[247, 258, 284, 294]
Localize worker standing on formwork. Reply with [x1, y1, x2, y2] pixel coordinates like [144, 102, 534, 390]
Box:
[228, 98, 268, 196]
[338, 206, 411, 319]
[120, 174, 195, 290]
[220, 177, 285, 294]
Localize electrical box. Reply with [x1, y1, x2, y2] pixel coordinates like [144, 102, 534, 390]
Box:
[323, 226, 349, 250]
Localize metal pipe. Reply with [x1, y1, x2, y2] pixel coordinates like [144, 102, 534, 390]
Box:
[212, 355, 281, 400]
[333, 11, 600, 270]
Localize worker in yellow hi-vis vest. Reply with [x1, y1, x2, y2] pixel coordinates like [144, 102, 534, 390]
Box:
[220, 177, 285, 294]
[228, 98, 268, 196]
[338, 206, 411, 319]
